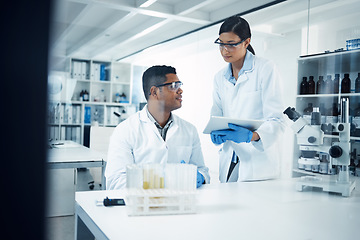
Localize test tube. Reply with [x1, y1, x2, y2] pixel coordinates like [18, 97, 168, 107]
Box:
[165, 164, 176, 190]
[164, 163, 197, 190]
[143, 164, 151, 189]
[154, 164, 165, 189]
[143, 164, 165, 189]
[126, 164, 143, 189]
[160, 169, 165, 189]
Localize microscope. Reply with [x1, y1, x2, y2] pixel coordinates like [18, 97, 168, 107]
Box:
[284, 98, 356, 197]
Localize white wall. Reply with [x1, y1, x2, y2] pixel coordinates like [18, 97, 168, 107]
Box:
[123, 0, 360, 183]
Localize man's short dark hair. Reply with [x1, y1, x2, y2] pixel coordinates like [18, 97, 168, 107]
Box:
[142, 65, 177, 100]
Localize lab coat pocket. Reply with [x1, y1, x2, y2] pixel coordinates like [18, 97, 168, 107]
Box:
[168, 146, 192, 163]
[238, 90, 262, 119]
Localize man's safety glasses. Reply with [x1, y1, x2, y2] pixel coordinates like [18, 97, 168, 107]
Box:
[155, 81, 183, 92]
[214, 38, 247, 51]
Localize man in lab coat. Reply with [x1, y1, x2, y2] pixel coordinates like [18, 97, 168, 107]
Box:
[105, 65, 210, 189]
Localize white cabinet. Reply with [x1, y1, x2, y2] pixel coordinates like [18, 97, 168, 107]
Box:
[292, 49, 360, 177]
[46, 168, 76, 217]
[70, 59, 131, 103]
[48, 59, 136, 144]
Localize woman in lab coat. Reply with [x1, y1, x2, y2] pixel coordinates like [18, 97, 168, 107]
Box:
[210, 16, 284, 183]
[106, 65, 210, 189]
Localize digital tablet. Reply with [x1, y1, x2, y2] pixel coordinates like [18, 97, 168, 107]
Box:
[203, 116, 264, 134]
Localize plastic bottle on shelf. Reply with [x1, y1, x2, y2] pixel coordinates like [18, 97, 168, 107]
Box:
[91, 108, 100, 127]
[99, 89, 106, 102]
[120, 93, 127, 103]
[341, 73, 351, 93]
[308, 76, 315, 94]
[327, 102, 339, 124]
[115, 93, 121, 103]
[84, 106, 91, 124]
[316, 76, 324, 94]
[83, 90, 89, 101]
[303, 103, 313, 123]
[333, 73, 340, 94]
[355, 73, 360, 93]
[324, 75, 333, 94]
[300, 77, 308, 95]
[319, 103, 327, 124]
[79, 90, 84, 101]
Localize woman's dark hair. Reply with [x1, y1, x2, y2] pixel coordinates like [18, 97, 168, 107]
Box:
[142, 65, 177, 100]
[219, 16, 255, 55]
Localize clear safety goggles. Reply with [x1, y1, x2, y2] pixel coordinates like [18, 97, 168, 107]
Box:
[155, 81, 183, 92]
[214, 38, 247, 51]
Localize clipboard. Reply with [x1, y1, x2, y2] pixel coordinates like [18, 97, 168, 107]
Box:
[203, 116, 264, 134]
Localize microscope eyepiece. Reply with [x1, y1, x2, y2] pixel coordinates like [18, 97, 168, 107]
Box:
[283, 107, 301, 122]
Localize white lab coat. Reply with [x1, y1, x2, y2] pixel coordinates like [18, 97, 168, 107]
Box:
[105, 106, 210, 189]
[211, 51, 284, 183]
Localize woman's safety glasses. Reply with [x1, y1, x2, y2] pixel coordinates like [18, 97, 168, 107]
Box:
[155, 81, 183, 92]
[214, 38, 247, 51]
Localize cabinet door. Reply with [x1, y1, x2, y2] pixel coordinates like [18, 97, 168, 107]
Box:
[46, 168, 76, 217]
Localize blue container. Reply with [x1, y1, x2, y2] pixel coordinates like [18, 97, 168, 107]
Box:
[100, 64, 108, 81]
[346, 38, 360, 51]
[84, 106, 91, 124]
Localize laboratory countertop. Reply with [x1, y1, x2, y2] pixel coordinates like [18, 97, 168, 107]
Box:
[76, 177, 360, 240]
[48, 140, 105, 163]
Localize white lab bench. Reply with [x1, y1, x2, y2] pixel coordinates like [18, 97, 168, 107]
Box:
[75, 177, 360, 240]
[47, 140, 106, 217]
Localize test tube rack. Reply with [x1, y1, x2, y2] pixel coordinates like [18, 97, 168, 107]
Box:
[125, 188, 197, 216]
[125, 163, 198, 216]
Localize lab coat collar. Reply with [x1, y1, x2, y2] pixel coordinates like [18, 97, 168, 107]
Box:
[139, 104, 151, 123]
[242, 50, 255, 74]
[145, 105, 174, 128]
[139, 105, 179, 139]
[223, 50, 255, 84]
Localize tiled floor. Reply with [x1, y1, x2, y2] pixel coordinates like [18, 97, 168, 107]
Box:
[46, 215, 75, 240]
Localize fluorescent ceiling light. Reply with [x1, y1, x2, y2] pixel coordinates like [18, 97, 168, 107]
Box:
[139, 0, 157, 8]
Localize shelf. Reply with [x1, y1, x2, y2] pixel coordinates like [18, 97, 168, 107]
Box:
[73, 101, 107, 105]
[107, 102, 131, 106]
[69, 101, 130, 106]
[89, 80, 111, 84]
[69, 79, 111, 83]
[299, 49, 360, 60]
[112, 81, 131, 85]
[297, 93, 360, 98]
[59, 123, 82, 126]
[72, 79, 90, 82]
[48, 58, 135, 145]
[293, 50, 360, 180]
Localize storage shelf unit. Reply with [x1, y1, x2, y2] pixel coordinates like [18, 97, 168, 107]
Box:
[293, 49, 360, 177]
[48, 59, 135, 144]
